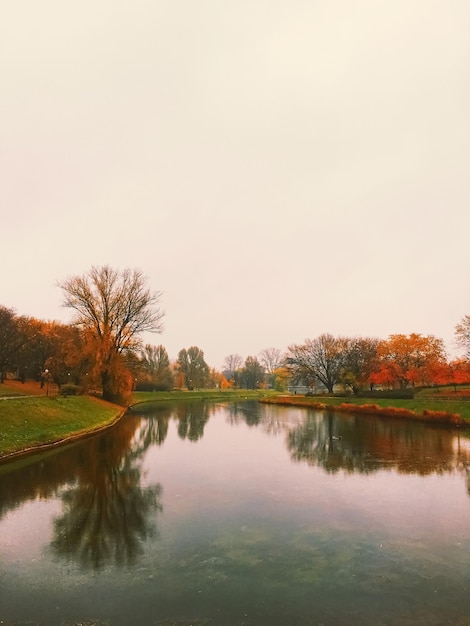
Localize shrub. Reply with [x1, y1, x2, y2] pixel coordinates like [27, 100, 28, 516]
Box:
[135, 381, 172, 392]
[60, 384, 82, 397]
[356, 389, 415, 400]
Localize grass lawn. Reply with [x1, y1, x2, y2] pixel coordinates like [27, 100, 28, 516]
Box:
[130, 388, 280, 407]
[3, 380, 469, 461]
[0, 385, 277, 459]
[261, 393, 470, 424]
[0, 395, 123, 459]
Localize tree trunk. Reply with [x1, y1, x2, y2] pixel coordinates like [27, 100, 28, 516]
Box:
[101, 370, 113, 401]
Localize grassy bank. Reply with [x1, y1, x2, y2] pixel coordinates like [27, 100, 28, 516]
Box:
[129, 388, 279, 408]
[5, 382, 467, 461]
[0, 385, 277, 459]
[260, 394, 470, 426]
[0, 395, 123, 459]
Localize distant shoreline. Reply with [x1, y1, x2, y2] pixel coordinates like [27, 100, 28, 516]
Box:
[259, 395, 469, 427]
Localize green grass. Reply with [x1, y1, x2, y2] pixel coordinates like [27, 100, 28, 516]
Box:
[0, 395, 122, 458]
[5, 384, 467, 461]
[130, 388, 280, 407]
[0, 389, 278, 459]
[415, 384, 470, 397]
[263, 394, 470, 423]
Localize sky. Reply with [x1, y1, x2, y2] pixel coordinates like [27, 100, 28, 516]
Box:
[2, 0, 470, 369]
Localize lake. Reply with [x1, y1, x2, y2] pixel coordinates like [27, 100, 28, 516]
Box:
[1, 400, 470, 625]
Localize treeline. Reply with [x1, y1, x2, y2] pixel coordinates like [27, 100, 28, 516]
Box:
[1, 265, 470, 401]
[0, 266, 286, 401]
[285, 333, 470, 394]
[223, 332, 470, 396]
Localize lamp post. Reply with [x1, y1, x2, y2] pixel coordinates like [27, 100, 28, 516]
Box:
[44, 369, 49, 396]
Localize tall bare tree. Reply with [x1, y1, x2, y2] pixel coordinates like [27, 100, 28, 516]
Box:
[287, 334, 346, 393]
[258, 347, 284, 374]
[222, 353, 243, 382]
[58, 265, 164, 401]
[223, 353, 242, 372]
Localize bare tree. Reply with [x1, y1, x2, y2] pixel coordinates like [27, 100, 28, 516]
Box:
[258, 347, 284, 388]
[58, 265, 164, 401]
[287, 334, 346, 393]
[258, 347, 284, 374]
[222, 353, 243, 378]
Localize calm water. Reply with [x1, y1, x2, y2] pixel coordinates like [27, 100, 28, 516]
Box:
[1, 400, 470, 626]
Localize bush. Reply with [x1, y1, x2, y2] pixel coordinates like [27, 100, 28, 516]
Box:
[355, 389, 415, 400]
[135, 381, 172, 392]
[60, 383, 82, 397]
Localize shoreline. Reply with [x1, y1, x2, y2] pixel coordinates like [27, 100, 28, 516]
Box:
[0, 409, 126, 466]
[259, 395, 468, 427]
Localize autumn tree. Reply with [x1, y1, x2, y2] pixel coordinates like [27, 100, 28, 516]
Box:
[377, 333, 446, 388]
[272, 366, 290, 391]
[207, 367, 225, 389]
[9, 315, 63, 384]
[58, 266, 164, 402]
[341, 337, 380, 394]
[14, 316, 51, 383]
[425, 358, 470, 390]
[0, 306, 21, 382]
[287, 334, 346, 393]
[39, 321, 88, 389]
[177, 346, 209, 390]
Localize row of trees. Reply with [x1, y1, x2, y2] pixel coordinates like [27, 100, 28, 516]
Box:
[2, 265, 470, 400]
[0, 266, 165, 402]
[285, 333, 460, 393]
[222, 333, 470, 395]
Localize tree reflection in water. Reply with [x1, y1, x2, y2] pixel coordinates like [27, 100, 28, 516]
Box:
[50, 415, 163, 570]
[287, 410, 470, 477]
[3, 400, 470, 575]
[225, 401, 262, 427]
[175, 402, 210, 441]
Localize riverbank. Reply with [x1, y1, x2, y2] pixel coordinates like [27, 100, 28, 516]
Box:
[260, 394, 470, 426]
[0, 385, 278, 461]
[0, 394, 124, 462]
[129, 388, 279, 408]
[4, 383, 467, 463]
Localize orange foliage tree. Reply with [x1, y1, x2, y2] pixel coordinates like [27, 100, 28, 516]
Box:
[375, 333, 446, 388]
[58, 266, 164, 403]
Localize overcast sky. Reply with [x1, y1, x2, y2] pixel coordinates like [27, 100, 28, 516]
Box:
[2, 0, 469, 368]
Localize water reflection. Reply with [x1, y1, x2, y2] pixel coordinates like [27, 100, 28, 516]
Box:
[2, 401, 470, 625]
[286, 409, 470, 477]
[50, 431, 162, 570]
[225, 401, 263, 427]
[0, 414, 163, 571]
[2, 400, 470, 573]
[175, 401, 210, 441]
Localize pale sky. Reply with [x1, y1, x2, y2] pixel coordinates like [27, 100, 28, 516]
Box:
[2, 0, 469, 368]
